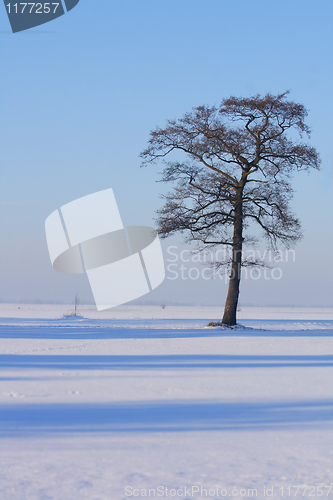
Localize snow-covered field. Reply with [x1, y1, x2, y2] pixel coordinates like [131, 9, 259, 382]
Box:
[1, 305, 332, 500]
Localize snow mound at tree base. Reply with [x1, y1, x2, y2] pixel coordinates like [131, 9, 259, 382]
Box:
[206, 321, 255, 330]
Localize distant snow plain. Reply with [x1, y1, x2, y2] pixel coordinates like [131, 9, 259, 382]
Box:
[0, 305, 332, 500]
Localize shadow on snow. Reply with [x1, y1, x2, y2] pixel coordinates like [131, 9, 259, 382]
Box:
[1, 354, 333, 371]
[1, 399, 332, 435]
[0, 320, 332, 339]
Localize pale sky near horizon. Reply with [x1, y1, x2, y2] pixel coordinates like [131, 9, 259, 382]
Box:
[0, 0, 332, 308]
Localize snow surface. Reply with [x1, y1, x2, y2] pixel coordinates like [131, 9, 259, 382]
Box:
[0, 305, 332, 500]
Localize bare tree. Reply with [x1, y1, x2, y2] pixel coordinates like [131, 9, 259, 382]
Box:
[140, 92, 320, 326]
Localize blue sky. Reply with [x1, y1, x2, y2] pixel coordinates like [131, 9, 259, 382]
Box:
[0, 0, 332, 307]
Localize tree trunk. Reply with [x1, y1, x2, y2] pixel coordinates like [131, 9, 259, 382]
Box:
[222, 188, 243, 326]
